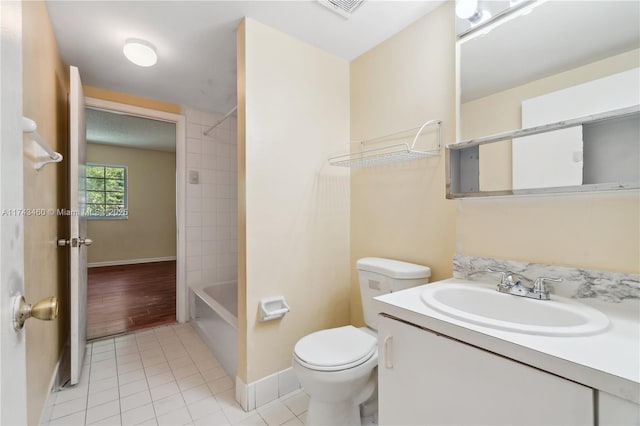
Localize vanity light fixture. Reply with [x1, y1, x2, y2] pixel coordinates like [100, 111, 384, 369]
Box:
[455, 0, 491, 25]
[123, 39, 157, 67]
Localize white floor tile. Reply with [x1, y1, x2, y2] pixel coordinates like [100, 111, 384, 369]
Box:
[117, 353, 141, 366]
[147, 372, 175, 389]
[144, 362, 171, 378]
[48, 410, 86, 426]
[181, 384, 213, 405]
[142, 355, 167, 368]
[213, 390, 237, 409]
[119, 360, 144, 374]
[121, 403, 156, 426]
[90, 366, 118, 382]
[177, 372, 205, 392]
[85, 400, 120, 424]
[87, 413, 121, 425]
[135, 418, 158, 426]
[93, 339, 115, 348]
[140, 342, 163, 353]
[172, 364, 199, 380]
[92, 351, 117, 363]
[91, 358, 117, 370]
[282, 392, 309, 416]
[153, 393, 186, 417]
[281, 417, 303, 426]
[120, 379, 149, 398]
[87, 387, 120, 408]
[208, 376, 234, 395]
[200, 366, 226, 382]
[186, 396, 221, 421]
[115, 345, 139, 357]
[222, 404, 255, 424]
[156, 406, 192, 426]
[54, 385, 89, 404]
[92, 345, 115, 356]
[150, 381, 180, 401]
[120, 390, 152, 413]
[257, 401, 295, 426]
[192, 410, 230, 426]
[118, 369, 146, 386]
[89, 376, 119, 395]
[50, 396, 87, 420]
[43, 324, 324, 426]
[168, 356, 193, 370]
[115, 334, 136, 343]
[233, 414, 267, 426]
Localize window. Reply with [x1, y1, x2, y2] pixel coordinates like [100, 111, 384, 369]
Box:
[85, 164, 128, 219]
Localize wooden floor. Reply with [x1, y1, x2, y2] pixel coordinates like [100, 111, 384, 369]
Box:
[87, 261, 176, 340]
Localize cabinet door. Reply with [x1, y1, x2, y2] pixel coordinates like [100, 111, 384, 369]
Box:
[598, 391, 640, 426]
[378, 315, 594, 426]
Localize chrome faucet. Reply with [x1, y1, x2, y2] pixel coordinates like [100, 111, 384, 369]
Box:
[487, 268, 562, 301]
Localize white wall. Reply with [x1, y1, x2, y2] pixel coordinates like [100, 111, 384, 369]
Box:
[183, 108, 238, 287]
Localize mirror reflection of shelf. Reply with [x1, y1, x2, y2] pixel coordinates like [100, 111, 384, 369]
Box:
[447, 105, 640, 198]
[329, 119, 442, 168]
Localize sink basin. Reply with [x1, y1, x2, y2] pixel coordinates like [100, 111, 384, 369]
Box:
[420, 282, 610, 336]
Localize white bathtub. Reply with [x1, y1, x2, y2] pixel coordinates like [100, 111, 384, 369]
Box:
[190, 281, 237, 377]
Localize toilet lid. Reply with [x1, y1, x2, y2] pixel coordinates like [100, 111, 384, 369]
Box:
[294, 326, 377, 371]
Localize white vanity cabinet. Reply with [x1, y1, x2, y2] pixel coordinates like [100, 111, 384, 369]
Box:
[377, 315, 594, 425]
[598, 391, 640, 426]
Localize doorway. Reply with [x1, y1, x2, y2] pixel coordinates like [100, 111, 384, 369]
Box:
[84, 97, 186, 339]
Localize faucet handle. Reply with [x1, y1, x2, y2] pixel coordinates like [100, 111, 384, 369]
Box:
[532, 277, 563, 297]
[487, 268, 516, 287]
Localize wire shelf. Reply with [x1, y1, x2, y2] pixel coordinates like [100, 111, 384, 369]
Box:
[329, 119, 442, 168]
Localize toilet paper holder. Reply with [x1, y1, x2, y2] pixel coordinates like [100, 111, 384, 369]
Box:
[259, 296, 290, 322]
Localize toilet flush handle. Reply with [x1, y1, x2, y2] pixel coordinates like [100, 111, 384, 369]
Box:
[384, 335, 393, 369]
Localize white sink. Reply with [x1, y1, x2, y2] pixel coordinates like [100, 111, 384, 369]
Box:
[420, 282, 610, 336]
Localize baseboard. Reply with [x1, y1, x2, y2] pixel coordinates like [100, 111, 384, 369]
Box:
[38, 344, 67, 426]
[235, 368, 301, 412]
[88, 256, 176, 268]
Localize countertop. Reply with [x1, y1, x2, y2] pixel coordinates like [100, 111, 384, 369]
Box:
[373, 278, 640, 404]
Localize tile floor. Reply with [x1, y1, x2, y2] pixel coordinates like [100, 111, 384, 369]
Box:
[42, 323, 309, 426]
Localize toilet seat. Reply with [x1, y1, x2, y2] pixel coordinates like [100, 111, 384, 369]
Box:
[294, 325, 377, 372]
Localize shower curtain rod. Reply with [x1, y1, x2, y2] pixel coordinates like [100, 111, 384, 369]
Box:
[203, 106, 237, 136]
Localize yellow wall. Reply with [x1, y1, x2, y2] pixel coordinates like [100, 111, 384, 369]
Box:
[238, 18, 351, 383]
[21, 2, 69, 424]
[236, 19, 248, 384]
[86, 144, 176, 264]
[461, 48, 640, 191]
[458, 48, 640, 274]
[349, 2, 457, 325]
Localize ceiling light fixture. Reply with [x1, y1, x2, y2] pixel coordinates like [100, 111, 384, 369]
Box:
[455, 0, 491, 25]
[123, 39, 157, 67]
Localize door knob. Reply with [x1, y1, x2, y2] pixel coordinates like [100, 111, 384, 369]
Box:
[57, 237, 92, 247]
[13, 295, 59, 331]
[78, 238, 93, 246]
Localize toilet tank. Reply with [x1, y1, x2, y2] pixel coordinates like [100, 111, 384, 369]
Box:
[357, 257, 431, 330]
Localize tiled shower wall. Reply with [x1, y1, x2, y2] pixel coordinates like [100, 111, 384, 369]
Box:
[183, 108, 238, 287]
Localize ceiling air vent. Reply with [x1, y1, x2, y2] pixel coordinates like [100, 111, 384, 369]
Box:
[317, 0, 366, 19]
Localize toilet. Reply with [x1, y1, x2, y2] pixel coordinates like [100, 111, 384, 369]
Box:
[293, 257, 431, 425]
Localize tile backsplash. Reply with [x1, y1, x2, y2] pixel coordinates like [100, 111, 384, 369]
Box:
[183, 108, 238, 286]
[454, 254, 640, 303]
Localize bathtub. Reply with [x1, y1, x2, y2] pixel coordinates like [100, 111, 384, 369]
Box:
[190, 281, 237, 377]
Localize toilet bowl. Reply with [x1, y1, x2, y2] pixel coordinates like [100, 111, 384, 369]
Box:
[293, 326, 378, 425]
[292, 258, 431, 426]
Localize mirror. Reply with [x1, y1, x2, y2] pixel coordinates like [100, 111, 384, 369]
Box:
[451, 0, 640, 197]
